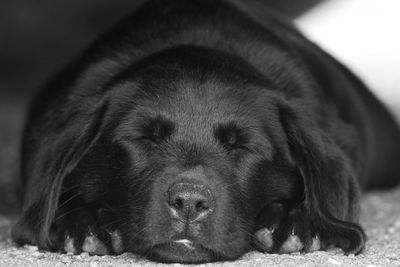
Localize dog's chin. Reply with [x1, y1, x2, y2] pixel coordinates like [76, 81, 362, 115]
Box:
[142, 240, 225, 263]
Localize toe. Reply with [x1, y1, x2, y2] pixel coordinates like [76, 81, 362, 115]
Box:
[307, 235, 321, 252]
[254, 228, 274, 252]
[279, 233, 304, 253]
[255, 202, 287, 253]
[109, 230, 124, 254]
[82, 234, 109, 255]
[64, 236, 77, 254]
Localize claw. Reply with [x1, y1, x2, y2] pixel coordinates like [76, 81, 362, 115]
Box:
[87, 230, 95, 236]
[290, 228, 296, 236]
[269, 224, 277, 234]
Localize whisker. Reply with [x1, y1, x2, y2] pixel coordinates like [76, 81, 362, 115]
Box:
[54, 205, 89, 221]
[57, 192, 81, 209]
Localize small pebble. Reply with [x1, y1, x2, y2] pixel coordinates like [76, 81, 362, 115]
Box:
[60, 257, 72, 263]
[31, 251, 42, 257]
[327, 258, 342, 265]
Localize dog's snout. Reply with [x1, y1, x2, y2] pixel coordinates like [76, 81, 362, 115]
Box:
[167, 182, 214, 222]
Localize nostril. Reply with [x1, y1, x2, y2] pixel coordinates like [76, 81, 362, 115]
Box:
[195, 200, 209, 212]
[175, 197, 184, 210]
[195, 201, 203, 211]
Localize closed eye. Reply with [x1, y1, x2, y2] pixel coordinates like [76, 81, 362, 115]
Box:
[214, 122, 249, 151]
[117, 115, 174, 146]
[138, 115, 174, 143]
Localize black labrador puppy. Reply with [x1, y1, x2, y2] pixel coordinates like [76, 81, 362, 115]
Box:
[12, 0, 400, 263]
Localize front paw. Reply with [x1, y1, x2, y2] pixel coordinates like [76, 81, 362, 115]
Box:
[254, 203, 322, 254]
[52, 209, 124, 255]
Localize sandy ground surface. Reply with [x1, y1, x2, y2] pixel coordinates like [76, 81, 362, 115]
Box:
[0, 99, 399, 267]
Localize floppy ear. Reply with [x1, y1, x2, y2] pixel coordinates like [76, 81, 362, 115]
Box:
[252, 12, 369, 254]
[279, 103, 366, 254]
[11, 99, 109, 251]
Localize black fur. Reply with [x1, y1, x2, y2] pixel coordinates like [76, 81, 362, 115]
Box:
[12, 0, 400, 263]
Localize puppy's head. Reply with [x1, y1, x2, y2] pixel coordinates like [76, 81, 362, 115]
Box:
[64, 46, 302, 262]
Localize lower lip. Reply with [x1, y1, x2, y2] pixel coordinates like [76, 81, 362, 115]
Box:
[148, 241, 215, 263]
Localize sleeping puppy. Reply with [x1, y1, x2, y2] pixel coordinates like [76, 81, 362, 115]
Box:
[12, 0, 400, 263]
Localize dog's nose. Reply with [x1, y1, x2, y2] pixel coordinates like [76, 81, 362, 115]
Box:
[167, 182, 214, 222]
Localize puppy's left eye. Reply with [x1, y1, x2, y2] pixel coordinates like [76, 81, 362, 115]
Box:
[215, 123, 247, 150]
[225, 131, 239, 147]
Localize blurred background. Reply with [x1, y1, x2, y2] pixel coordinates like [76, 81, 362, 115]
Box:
[0, 0, 399, 213]
[0, 0, 323, 98]
[1, 0, 399, 105]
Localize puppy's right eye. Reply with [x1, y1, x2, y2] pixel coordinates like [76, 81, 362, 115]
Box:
[140, 117, 174, 144]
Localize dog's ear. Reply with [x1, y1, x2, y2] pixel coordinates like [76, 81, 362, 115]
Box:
[263, 15, 368, 253]
[278, 103, 366, 254]
[12, 98, 109, 251]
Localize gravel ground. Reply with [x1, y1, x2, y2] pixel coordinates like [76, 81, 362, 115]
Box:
[0, 98, 399, 267]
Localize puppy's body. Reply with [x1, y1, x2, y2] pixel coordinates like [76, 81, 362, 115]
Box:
[13, 0, 400, 263]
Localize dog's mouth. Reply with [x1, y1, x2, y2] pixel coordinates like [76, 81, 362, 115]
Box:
[141, 239, 223, 263]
